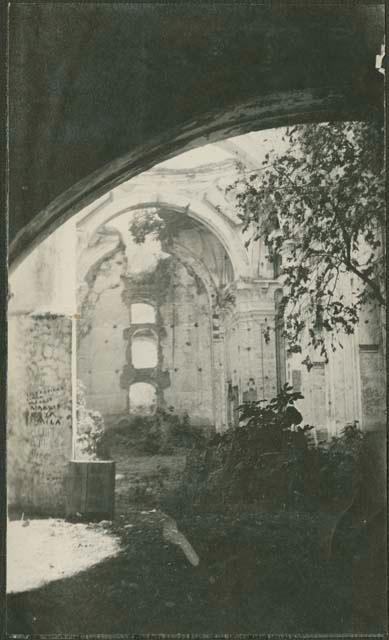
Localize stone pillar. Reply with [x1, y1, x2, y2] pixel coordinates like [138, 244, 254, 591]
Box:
[356, 302, 387, 520]
[7, 313, 73, 515]
[209, 304, 226, 432]
[212, 337, 228, 432]
[8, 221, 77, 515]
[224, 281, 278, 421]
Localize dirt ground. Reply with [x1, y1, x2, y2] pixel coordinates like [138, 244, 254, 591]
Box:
[6, 444, 386, 635]
[113, 446, 187, 513]
[7, 519, 121, 593]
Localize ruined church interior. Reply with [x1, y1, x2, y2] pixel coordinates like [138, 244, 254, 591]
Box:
[6, 3, 386, 634]
[8, 128, 386, 515]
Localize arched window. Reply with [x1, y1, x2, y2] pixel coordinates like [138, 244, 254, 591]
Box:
[129, 382, 157, 415]
[131, 329, 158, 369]
[131, 303, 156, 324]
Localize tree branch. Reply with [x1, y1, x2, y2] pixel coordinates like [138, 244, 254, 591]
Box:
[345, 260, 386, 306]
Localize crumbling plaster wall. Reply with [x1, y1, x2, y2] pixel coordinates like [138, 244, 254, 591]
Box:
[8, 314, 73, 514]
[224, 285, 278, 407]
[77, 234, 216, 428]
[8, 223, 76, 514]
[75, 171, 253, 432]
[75, 161, 253, 284]
[77, 231, 129, 419]
[357, 301, 386, 433]
[159, 259, 214, 426]
[9, 222, 76, 315]
[284, 275, 386, 439]
[75, 161, 386, 439]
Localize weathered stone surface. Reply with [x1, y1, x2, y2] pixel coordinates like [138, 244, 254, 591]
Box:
[78, 242, 216, 427]
[7, 314, 73, 514]
[70, 155, 387, 439]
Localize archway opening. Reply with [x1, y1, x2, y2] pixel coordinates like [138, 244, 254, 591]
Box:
[131, 331, 158, 369]
[129, 382, 157, 416]
[131, 303, 156, 324]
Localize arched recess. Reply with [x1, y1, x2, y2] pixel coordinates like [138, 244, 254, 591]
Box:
[171, 241, 220, 309]
[79, 198, 251, 282]
[168, 241, 229, 432]
[76, 202, 230, 428]
[76, 200, 234, 431]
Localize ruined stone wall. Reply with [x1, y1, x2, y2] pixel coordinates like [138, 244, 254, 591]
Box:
[78, 249, 215, 428]
[285, 297, 386, 439]
[357, 302, 386, 433]
[9, 221, 76, 315]
[224, 314, 278, 401]
[8, 221, 76, 514]
[77, 243, 129, 420]
[224, 285, 278, 425]
[160, 260, 214, 426]
[7, 313, 73, 514]
[74, 166, 386, 440]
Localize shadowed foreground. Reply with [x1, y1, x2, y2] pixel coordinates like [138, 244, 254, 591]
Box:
[8, 505, 384, 636]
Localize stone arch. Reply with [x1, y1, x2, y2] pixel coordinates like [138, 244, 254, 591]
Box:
[167, 241, 228, 432]
[10, 3, 383, 268]
[171, 240, 218, 309]
[10, 103, 383, 270]
[81, 198, 251, 282]
[77, 198, 233, 431]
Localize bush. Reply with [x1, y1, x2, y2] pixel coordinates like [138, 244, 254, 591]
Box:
[101, 407, 209, 456]
[317, 423, 365, 503]
[75, 380, 106, 460]
[144, 407, 208, 454]
[175, 385, 366, 513]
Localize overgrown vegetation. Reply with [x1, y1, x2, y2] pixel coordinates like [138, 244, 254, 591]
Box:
[129, 209, 170, 246]
[144, 407, 208, 454]
[172, 385, 366, 514]
[75, 380, 106, 460]
[228, 120, 385, 367]
[101, 406, 208, 457]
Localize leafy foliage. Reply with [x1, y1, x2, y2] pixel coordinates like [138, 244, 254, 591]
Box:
[76, 380, 106, 460]
[129, 209, 169, 245]
[143, 407, 205, 454]
[237, 383, 313, 452]
[178, 386, 366, 512]
[318, 422, 365, 502]
[228, 120, 385, 364]
[102, 406, 208, 456]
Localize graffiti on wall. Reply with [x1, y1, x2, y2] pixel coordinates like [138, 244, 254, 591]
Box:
[27, 385, 71, 426]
